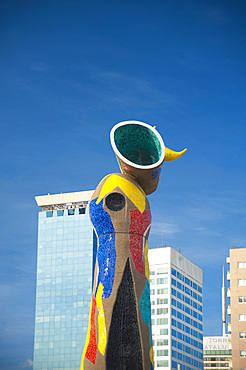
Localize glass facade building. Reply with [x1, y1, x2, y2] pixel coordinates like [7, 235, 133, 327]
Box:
[149, 247, 203, 370]
[33, 191, 96, 370]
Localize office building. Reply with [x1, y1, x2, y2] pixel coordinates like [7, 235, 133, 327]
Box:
[227, 247, 246, 370]
[149, 246, 203, 370]
[33, 190, 95, 370]
[203, 267, 232, 369]
[203, 336, 231, 369]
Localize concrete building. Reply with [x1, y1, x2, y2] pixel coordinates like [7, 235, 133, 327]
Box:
[149, 246, 203, 370]
[203, 336, 232, 369]
[227, 247, 246, 370]
[33, 190, 95, 370]
[203, 267, 232, 369]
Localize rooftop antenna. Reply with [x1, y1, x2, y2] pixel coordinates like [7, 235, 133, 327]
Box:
[222, 265, 226, 336]
[162, 232, 164, 247]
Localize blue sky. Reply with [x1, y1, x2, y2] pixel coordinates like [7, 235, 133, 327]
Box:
[1, 0, 246, 368]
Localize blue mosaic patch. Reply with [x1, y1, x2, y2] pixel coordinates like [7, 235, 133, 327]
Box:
[96, 233, 116, 298]
[139, 278, 152, 346]
[89, 198, 115, 236]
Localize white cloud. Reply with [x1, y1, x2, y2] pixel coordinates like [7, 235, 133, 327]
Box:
[151, 221, 178, 235]
[18, 358, 33, 368]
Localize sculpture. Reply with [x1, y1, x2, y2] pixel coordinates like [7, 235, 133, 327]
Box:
[81, 121, 186, 370]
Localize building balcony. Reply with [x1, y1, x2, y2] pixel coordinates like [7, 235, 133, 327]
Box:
[227, 271, 230, 280]
[227, 288, 231, 298]
[226, 257, 230, 264]
[228, 322, 231, 332]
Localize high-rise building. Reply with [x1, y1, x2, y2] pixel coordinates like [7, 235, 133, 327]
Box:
[203, 335, 231, 369]
[203, 267, 232, 369]
[33, 190, 95, 370]
[149, 246, 203, 370]
[226, 247, 246, 370]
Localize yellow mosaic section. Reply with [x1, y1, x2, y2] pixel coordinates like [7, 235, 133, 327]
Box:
[96, 283, 107, 355]
[144, 239, 150, 281]
[96, 174, 146, 213]
[150, 346, 155, 369]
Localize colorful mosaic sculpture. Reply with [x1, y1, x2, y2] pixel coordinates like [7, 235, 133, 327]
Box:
[81, 121, 186, 370]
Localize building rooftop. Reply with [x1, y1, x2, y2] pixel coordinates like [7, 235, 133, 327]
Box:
[35, 190, 94, 211]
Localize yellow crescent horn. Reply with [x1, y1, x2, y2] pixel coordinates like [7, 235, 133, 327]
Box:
[164, 147, 187, 162]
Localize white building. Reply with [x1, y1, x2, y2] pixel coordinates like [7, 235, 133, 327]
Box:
[149, 247, 203, 370]
[203, 336, 232, 369]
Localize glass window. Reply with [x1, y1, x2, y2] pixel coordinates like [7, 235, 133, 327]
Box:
[197, 294, 202, 303]
[238, 279, 246, 286]
[46, 211, 53, 217]
[177, 282, 184, 291]
[171, 268, 176, 277]
[184, 315, 190, 324]
[157, 267, 168, 275]
[238, 262, 246, 268]
[185, 286, 191, 295]
[240, 350, 246, 357]
[172, 278, 176, 287]
[157, 288, 168, 294]
[68, 209, 75, 216]
[177, 271, 184, 281]
[198, 285, 202, 294]
[160, 328, 168, 335]
[150, 270, 155, 275]
[185, 296, 190, 305]
[157, 318, 168, 325]
[239, 296, 246, 303]
[177, 301, 183, 310]
[239, 314, 246, 321]
[193, 291, 197, 300]
[185, 277, 191, 286]
[157, 360, 168, 367]
[239, 332, 246, 338]
[157, 339, 168, 346]
[57, 210, 64, 216]
[185, 306, 191, 315]
[157, 278, 168, 284]
[177, 291, 183, 300]
[157, 298, 168, 305]
[176, 321, 182, 330]
[193, 282, 198, 290]
[157, 349, 168, 356]
[79, 208, 86, 214]
[157, 308, 168, 315]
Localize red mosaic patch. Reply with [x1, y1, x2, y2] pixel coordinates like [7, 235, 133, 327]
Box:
[129, 209, 151, 274]
[85, 295, 97, 364]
